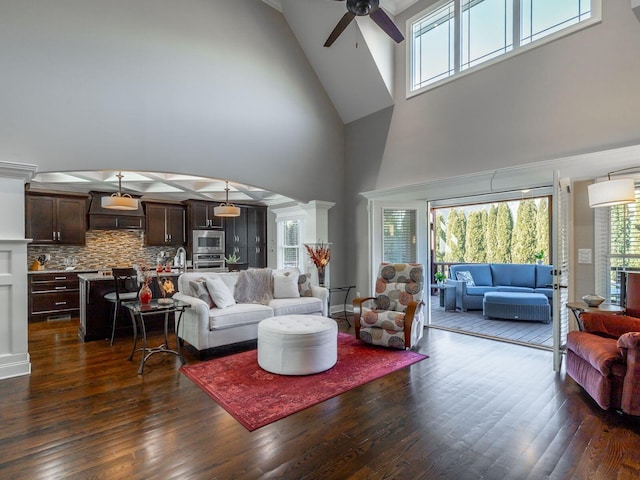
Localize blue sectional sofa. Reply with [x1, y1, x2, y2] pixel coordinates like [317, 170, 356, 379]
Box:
[447, 263, 553, 312]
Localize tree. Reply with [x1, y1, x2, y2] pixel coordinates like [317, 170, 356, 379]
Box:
[434, 213, 446, 262]
[494, 203, 513, 263]
[444, 209, 466, 262]
[465, 209, 487, 262]
[511, 200, 538, 263]
[536, 198, 549, 263]
[485, 205, 498, 262]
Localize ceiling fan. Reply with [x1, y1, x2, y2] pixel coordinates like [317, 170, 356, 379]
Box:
[324, 0, 404, 47]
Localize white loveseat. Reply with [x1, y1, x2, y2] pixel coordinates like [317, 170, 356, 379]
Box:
[173, 269, 329, 354]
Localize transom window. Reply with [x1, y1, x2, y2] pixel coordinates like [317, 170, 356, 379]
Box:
[409, 0, 600, 95]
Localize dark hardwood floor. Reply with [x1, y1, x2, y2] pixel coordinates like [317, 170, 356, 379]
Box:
[1, 316, 640, 479]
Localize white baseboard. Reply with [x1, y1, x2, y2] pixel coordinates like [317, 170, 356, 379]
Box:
[0, 353, 31, 380]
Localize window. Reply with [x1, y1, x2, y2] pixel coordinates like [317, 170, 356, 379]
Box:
[383, 209, 417, 263]
[411, 2, 456, 89]
[461, 0, 513, 71]
[278, 219, 304, 270]
[409, 0, 599, 94]
[595, 185, 640, 303]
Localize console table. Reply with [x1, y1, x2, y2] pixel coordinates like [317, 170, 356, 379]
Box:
[123, 299, 189, 374]
[328, 285, 355, 327]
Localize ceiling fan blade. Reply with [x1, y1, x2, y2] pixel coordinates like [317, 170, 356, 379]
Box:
[369, 7, 404, 43]
[324, 12, 356, 47]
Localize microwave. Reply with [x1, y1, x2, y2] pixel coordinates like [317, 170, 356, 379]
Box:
[193, 229, 225, 254]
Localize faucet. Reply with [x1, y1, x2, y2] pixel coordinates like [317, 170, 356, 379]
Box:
[176, 247, 187, 271]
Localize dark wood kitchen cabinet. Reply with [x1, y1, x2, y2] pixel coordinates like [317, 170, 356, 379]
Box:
[28, 272, 81, 322]
[144, 202, 185, 246]
[247, 207, 267, 267]
[225, 205, 248, 262]
[225, 205, 266, 268]
[185, 200, 224, 230]
[25, 192, 88, 245]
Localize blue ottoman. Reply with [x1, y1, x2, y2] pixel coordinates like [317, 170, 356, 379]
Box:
[483, 292, 551, 323]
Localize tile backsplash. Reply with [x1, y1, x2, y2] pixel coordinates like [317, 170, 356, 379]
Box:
[28, 230, 178, 271]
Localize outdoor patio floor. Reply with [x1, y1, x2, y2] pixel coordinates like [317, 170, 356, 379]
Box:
[428, 294, 553, 349]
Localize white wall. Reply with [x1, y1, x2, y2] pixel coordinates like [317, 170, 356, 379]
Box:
[378, 0, 640, 190]
[345, 1, 640, 295]
[0, 0, 345, 205]
[0, 0, 351, 365]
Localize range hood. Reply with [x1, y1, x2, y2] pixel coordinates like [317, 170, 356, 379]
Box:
[88, 191, 145, 230]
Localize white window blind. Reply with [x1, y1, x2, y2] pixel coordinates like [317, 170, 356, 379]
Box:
[594, 183, 640, 304]
[383, 209, 417, 263]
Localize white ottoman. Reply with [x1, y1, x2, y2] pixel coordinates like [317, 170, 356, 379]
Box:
[257, 315, 338, 375]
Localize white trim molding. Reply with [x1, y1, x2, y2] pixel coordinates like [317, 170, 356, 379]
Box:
[0, 161, 37, 182]
[0, 161, 36, 379]
[360, 144, 640, 202]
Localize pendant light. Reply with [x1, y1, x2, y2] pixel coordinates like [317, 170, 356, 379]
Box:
[588, 167, 637, 208]
[214, 180, 241, 217]
[101, 171, 139, 210]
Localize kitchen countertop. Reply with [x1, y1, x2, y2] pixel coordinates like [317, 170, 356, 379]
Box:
[77, 267, 227, 282]
[28, 269, 97, 275]
[29, 267, 228, 278]
[78, 270, 185, 282]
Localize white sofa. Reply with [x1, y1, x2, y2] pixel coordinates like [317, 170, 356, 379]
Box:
[173, 269, 329, 354]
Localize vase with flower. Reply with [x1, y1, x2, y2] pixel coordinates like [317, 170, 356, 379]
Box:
[304, 242, 331, 287]
[135, 260, 153, 305]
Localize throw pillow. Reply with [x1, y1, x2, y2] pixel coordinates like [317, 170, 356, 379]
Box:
[273, 271, 300, 299]
[456, 271, 475, 286]
[298, 273, 312, 297]
[189, 279, 214, 309]
[205, 276, 236, 309]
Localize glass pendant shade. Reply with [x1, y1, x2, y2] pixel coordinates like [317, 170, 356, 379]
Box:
[588, 178, 635, 208]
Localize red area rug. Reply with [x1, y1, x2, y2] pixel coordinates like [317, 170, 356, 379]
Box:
[180, 333, 427, 431]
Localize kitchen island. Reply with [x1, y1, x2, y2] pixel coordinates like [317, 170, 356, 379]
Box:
[78, 270, 183, 342]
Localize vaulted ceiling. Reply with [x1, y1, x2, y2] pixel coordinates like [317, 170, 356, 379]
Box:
[263, 0, 420, 124]
[29, 0, 422, 200]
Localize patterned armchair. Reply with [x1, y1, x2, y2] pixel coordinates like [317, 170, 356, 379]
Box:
[353, 263, 425, 349]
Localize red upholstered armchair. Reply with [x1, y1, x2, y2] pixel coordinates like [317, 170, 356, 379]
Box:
[566, 312, 640, 415]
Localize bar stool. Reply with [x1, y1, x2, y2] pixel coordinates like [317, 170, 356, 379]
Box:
[104, 268, 139, 345]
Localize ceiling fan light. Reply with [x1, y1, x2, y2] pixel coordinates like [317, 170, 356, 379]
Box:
[588, 178, 635, 208]
[348, 0, 377, 16]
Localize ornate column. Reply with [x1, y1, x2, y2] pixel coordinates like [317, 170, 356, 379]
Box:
[0, 161, 37, 379]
